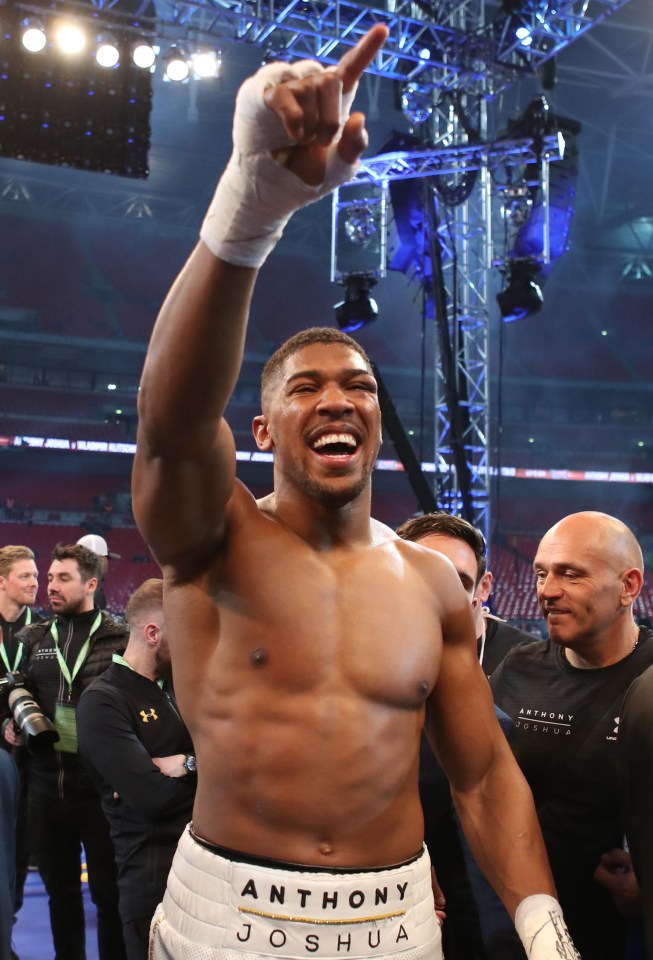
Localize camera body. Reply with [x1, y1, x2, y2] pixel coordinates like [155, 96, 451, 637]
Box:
[0, 670, 59, 753]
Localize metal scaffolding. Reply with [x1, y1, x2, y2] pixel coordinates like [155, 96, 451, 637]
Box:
[336, 129, 563, 536]
[84, 0, 633, 95]
[323, 0, 629, 538]
[7, 0, 635, 536]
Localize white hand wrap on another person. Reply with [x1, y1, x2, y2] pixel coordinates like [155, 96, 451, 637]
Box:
[515, 894, 581, 960]
[200, 60, 359, 268]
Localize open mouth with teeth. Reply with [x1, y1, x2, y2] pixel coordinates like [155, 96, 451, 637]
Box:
[311, 432, 360, 458]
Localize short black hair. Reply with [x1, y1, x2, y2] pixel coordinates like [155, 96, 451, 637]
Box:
[396, 512, 487, 584]
[260, 328, 372, 409]
[51, 543, 104, 583]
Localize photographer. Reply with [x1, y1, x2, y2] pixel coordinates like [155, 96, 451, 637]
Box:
[0, 544, 41, 944]
[5, 543, 128, 960]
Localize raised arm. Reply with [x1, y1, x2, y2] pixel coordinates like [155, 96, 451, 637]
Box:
[426, 594, 580, 959]
[132, 26, 388, 574]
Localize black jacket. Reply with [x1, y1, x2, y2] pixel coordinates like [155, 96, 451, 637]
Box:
[77, 663, 195, 921]
[17, 608, 128, 800]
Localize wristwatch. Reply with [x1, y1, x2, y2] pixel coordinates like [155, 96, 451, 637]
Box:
[183, 754, 197, 775]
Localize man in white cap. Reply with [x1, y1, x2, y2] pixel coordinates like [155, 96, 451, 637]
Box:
[77, 535, 120, 610]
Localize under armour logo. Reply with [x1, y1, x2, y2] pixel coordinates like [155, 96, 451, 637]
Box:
[140, 709, 158, 723]
[613, 716, 620, 735]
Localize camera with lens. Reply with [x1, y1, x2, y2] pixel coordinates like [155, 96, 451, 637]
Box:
[0, 671, 59, 753]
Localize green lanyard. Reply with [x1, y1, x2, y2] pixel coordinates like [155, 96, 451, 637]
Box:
[51, 611, 103, 696]
[112, 652, 164, 689]
[0, 607, 31, 673]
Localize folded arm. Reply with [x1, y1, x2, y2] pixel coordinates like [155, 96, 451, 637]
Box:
[78, 689, 195, 820]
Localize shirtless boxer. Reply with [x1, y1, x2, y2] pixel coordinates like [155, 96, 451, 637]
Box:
[132, 25, 579, 960]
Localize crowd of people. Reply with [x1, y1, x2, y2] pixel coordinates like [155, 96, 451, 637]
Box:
[2, 510, 652, 960]
[1, 23, 652, 960]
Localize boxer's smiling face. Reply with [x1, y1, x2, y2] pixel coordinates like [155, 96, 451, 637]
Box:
[253, 343, 382, 509]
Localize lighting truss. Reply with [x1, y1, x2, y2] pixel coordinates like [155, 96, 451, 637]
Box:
[430, 160, 493, 534]
[332, 130, 563, 537]
[82, 0, 633, 97]
[490, 0, 629, 73]
[5, 0, 629, 535]
[353, 133, 564, 185]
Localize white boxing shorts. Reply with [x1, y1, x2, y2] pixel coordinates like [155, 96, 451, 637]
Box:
[149, 826, 442, 960]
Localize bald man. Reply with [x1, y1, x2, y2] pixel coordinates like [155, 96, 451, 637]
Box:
[491, 511, 653, 960]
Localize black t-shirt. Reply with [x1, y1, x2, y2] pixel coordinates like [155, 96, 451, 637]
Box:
[480, 617, 536, 678]
[0, 606, 39, 679]
[491, 629, 653, 959]
[617, 663, 653, 959]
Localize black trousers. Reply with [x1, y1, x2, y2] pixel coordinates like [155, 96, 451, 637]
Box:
[28, 791, 126, 960]
[12, 747, 30, 917]
[122, 915, 152, 960]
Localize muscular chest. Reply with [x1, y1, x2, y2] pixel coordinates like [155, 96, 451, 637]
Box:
[215, 538, 442, 710]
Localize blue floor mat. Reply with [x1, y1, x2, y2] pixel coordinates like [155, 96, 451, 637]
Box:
[13, 869, 98, 960]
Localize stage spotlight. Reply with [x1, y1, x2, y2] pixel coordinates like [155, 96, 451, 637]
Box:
[133, 42, 157, 69]
[344, 205, 378, 247]
[400, 81, 433, 125]
[1, 6, 154, 178]
[334, 275, 378, 333]
[500, 187, 532, 228]
[497, 260, 543, 322]
[191, 50, 220, 79]
[165, 48, 190, 82]
[21, 19, 46, 53]
[54, 21, 86, 55]
[96, 35, 120, 68]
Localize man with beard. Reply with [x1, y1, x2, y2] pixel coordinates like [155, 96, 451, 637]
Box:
[133, 25, 578, 960]
[491, 511, 653, 960]
[4, 543, 127, 960]
[78, 578, 196, 960]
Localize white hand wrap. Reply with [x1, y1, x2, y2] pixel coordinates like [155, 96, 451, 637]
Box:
[200, 60, 360, 268]
[515, 895, 581, 960]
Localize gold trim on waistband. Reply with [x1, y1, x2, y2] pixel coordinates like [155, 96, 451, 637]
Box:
[238, 907, 406, 926]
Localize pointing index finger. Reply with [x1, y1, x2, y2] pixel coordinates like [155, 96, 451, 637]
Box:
[334, 24, 389, 94]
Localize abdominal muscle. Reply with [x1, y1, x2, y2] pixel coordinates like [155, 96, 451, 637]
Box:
[185, 679, 427, 869]
[166, 521, 441, 869]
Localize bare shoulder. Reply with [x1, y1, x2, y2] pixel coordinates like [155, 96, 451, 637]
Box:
[377, 525, 466, 599]
[393, 532, 462, 579]
[394, 534, 474, 628]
